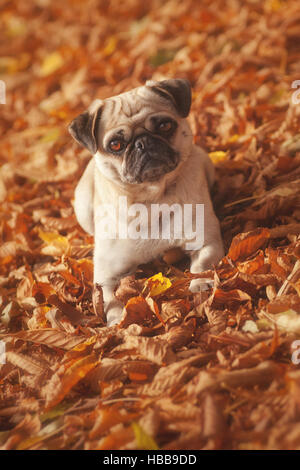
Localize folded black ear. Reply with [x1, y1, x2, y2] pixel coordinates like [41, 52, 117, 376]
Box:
[68, 99, 103, 154]
[147, 78, 192, 117]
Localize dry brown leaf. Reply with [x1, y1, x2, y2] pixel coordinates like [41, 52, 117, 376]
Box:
[0, 414, 41, 450]
[202, 394, 227, 439]
[228, 228, 271, 262]
[184, 361, 281, 398]
[231, 332, 279, 369]
[85, 358, 126, 392]
[119, 296, 153, 328]
[116, 335, 176, 366]
[43, 354, 99, 410]
[115, 275, 142, 304]
[88, 406, 139, 441]
[267, 295, 300, 314]
[5, 351, 49, 376]
[1, 329, 87, 351]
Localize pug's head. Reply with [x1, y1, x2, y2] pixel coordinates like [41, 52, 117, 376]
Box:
[69, 79, 193, 185]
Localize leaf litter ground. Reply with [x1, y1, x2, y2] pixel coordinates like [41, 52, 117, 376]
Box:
[0, 0, 300, 450]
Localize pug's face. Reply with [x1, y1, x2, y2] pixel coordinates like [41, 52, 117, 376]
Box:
[69, 79, 193, 185]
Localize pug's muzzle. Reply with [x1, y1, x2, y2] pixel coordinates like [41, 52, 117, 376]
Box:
[122, 133, 179, 184]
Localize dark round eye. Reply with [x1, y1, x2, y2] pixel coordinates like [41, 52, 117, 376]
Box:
[158, 120, 173, 133]
[108, 139, 125, 153]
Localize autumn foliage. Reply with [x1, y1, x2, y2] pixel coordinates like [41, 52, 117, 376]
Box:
[0, 0, 300, 450]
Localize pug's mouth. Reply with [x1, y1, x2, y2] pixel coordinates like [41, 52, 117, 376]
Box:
[121, 133, 180, 184]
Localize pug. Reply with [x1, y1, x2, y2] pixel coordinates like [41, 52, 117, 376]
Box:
[69, 79, 224, 326]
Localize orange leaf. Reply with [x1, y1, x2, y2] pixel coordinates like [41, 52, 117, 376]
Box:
[128, 371, 148, 381]
[94, 425, 135, 450]
[211, 288, 251, 306]
[228, 228, 270, 261]
[120, 296, 153, 327]
[44, 354, 99, 410]
[89, 406, 139, 440]
[145, 296, 166, 325]
[237, 250, 265, 274]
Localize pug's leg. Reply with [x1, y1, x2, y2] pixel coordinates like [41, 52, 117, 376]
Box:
[93, 276, 125, 326]
[101, 284, 125, 326]
[93, 268, 125, 326]
[188, 223, 224, 293]
[93, 241, 138, 326]
[92, 282, 123, 326]
[74, 158, 95, 236]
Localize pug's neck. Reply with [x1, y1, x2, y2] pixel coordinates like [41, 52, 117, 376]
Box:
[94, 153, 183, 206]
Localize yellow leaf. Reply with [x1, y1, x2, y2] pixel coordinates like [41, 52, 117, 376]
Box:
[132, 422, 159, 450]
[5, 16, 27, 37]
[40, 403, 72, 423]
[208, 151, 228, 163]
[256, 319, 271, 331]
[71, 335, 97, 352]
[0, 54, 29, 73]
[0, 55, 18, 73]
[76, 258, 94, 282]
[266, 0, 282, 11]
[145, 272, 172, 296]
[40, 52, 63, 77]
[228, 134, 240, 143]
[38, 229, 70, 256]
[103, 36, 117, 56]
[38, 230, 68, 245]
[50, 109, 67, 119]
[39, 128, 61, 143]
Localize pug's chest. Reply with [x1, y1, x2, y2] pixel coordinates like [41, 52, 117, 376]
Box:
[93, 195, 206, 268]
[93, 150, 212, 261]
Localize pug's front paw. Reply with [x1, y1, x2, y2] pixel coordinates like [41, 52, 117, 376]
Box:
[189, 278, 214, 293]
[105, 303, 124, 326]
[93, 283, 124, 326]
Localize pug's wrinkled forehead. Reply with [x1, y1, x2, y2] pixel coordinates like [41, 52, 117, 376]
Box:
[100, 80, 189, 128]
[69, 79, 191, 155]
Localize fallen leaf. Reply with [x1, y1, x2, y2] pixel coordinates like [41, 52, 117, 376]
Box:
[39, 52, 64, 77]
[145, 272, 172, 296]
[43, 354, 99, 410]
[228, 228, 271, 261]
[132, 422, 159, 450]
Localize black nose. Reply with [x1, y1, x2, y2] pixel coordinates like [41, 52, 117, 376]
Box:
[134, 135, 148, 151]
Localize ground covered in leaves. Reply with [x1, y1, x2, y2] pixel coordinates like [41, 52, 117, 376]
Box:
[0, 0, 300, 450]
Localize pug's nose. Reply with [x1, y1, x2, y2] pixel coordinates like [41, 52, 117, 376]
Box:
[134, 136, 147, 151]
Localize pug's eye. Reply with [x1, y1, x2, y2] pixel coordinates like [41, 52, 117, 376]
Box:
[158, 120, 175, 134]
[108, 139, 125, 153]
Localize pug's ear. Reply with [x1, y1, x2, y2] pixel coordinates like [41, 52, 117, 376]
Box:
[68, 99, 103, 155]
[147, 78, 192, 117]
